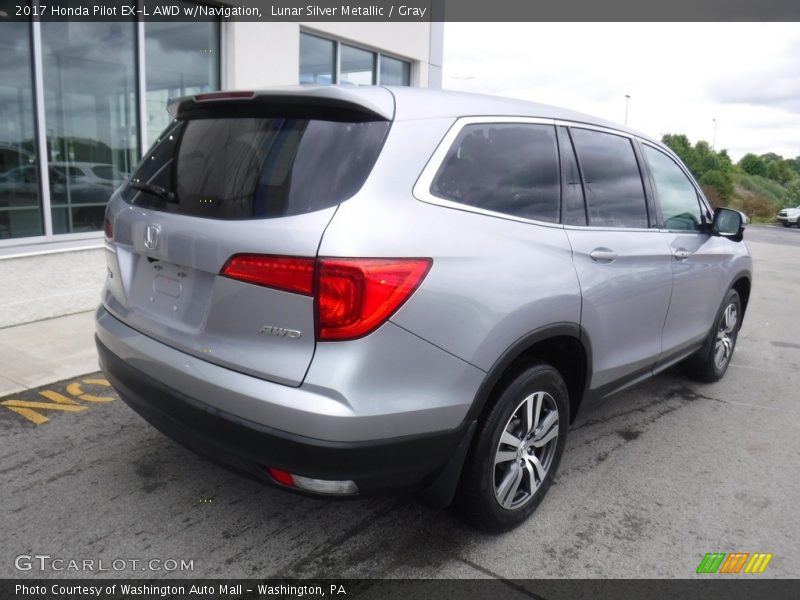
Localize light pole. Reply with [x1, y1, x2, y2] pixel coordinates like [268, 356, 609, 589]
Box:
[712, 118, 718, 151]
[624, 94, 631, 125]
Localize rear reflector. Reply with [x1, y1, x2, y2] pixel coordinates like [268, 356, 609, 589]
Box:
[265, 467, 358, 496]
[221, 254, 315, 295]
[220, 255, 431, 341]
[317, 258, 431, 341]
[266, 467, 294, 487]
[194, 91, 256, 102]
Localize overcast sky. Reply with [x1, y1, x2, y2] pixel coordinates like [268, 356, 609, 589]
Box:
[442, 23, 800, 161]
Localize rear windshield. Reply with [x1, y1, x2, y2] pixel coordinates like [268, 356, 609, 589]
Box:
[121, 116, 389, 219]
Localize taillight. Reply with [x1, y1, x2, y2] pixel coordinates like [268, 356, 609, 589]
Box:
[220, 255, 431, 341]
[317, 258, 431, 341]
[103, 217, 113, 240]
[220, 254, 315, 295]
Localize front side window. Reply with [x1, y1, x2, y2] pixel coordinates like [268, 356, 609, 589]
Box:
[431, 123, 561, 223]
[643, 145, 704, 231]
[570, 128, 648, 228]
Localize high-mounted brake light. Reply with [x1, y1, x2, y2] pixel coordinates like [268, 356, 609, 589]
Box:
[220, 255, 431, 342]
[194, 91, 256, 102]
[220, 255, 315, 295]
[317, 258, 432, 341]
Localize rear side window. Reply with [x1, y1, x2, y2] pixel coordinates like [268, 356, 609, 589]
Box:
[122, 116, 389, 219]
[570, 128, 648, 228]
[431, 123, 560, 223]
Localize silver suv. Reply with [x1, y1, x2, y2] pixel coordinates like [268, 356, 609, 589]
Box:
[96, 86, 753, 531]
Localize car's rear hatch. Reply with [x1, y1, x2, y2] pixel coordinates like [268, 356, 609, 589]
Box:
[101, 87, 394, 386]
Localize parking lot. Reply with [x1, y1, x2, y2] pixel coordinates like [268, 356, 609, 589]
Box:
[1, 224, 798, 579]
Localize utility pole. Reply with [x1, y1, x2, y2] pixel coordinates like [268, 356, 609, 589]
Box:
[712, 118, 718, 151]
[624, 94, 631, 125]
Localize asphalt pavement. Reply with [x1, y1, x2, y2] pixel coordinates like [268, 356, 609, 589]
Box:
[1, 224, 798, 579]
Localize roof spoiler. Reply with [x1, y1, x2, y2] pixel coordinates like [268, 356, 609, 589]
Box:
[168, 85, 395, 121]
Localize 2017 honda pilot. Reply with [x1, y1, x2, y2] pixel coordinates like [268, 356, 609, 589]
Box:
[96, 86, 752, 531]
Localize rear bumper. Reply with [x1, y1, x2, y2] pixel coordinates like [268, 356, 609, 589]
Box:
[96, 310, 477, 494]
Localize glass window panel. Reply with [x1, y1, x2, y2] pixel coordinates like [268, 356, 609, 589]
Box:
[300, 33, 335, 85]
[145, 10, 220, 145]
[570, 128, 648, 228]
[379, 55, 410, 86]
[42, 21, 138, 234]
[0, 19, 43, 239]
[643, 145, 703, 231]
[341, 44, 375, 85]
[431, 123, 561, 223]
[558, 126, 586, 225]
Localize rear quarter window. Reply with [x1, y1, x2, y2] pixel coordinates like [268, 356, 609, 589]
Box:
[430, 123, 561, 223]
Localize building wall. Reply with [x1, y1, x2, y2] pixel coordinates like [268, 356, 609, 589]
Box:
[225, 22, 440, 88]
[0, 248, 105, 328]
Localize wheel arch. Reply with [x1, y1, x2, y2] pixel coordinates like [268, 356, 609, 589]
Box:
[466, 323, 592, 427]
[420, 323, 592, 508]
[731, 274, 751, 318]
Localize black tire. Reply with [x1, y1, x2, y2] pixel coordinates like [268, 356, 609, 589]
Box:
[457, 363, 569, 533]
[683, 289, 742, 383]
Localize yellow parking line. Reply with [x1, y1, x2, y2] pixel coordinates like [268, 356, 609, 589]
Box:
[2, 390, 87, 425]
[66, 381, 114, 403]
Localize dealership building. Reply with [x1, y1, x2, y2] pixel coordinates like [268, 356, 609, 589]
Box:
[0, 14, 443, 327]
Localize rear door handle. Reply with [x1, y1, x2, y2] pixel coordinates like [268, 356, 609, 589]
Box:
[673, 248, 691, 261]
[589, 248, 617, 263]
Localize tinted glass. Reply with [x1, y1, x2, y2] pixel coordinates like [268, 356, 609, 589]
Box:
[124, 116, 389, 219]
[0, 18, 42, 239]
[42, 21, 138, 234]
[145, 12, 220, 145]
[570, 128, 648, 228]
[341, 45, 376, 85]
[643, 145, 703, 231]
[557, 126, 586, 226]
[380, 55, 411, 86]
[431, 123, 561, 223]
[300, 33, 335, 84]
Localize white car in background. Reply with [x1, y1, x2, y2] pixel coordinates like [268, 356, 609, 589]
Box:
[777, 205, 800, 227]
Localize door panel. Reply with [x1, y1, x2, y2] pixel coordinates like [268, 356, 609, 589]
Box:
[567, 230, 673, 390]
[660, 232, 730, 356]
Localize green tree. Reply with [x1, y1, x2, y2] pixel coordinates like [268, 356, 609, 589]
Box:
[738, 153, 767, 177]
[785, 179, 800, 208]
[700, 169, 734, 200]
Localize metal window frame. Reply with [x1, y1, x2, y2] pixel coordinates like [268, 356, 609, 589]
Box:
[299, 29, 412, 86]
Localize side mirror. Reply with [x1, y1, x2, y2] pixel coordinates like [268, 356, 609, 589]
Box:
[712, 207, 745, 242]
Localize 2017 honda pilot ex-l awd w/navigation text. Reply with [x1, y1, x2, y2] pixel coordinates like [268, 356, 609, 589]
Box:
[97, 86, 752, 531]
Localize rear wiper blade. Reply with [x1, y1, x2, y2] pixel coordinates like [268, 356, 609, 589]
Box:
[129, 181, 176, 202]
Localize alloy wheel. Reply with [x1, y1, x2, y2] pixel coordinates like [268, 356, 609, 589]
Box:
[714, 303, 738, 370]
[493, 391, 560, 510]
